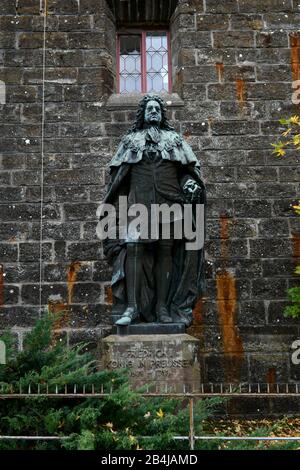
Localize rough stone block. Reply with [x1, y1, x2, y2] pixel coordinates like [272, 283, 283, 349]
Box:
[212, 120, 259, 135]
[262, 259, 296, 278]
[0, 0, 16, 14]
[2, 286, 20, 305]
[250, 239, 292, 258]
[264, 13, 300, 28]
[64, 203, 99, 221]
[239, 0, 293, 12]
[256, 64, 291, 82]
[19, 242, 53, 262]
[0, 244, 18, 262]
[45, 168, 104, 186]
[206, 239, 248, 258]
[0, 306, 39, 327]
[0, 187, 25, 203]
[256, 31, 289, 48]
[237, 166, 277, 182]
[47, 0, 79, 14]
[67, 242, 102, 260]
[0, 32, 16, 49]
[234, 199, 272, 217]
[18, 32, 69, 49]
[196, 14, 229, 30]
[21, 283, 67, 305]
[4, 263, 40, 283]
[258, 219, 289, 238]
[231, 14, 264, 30]
[256, 183, 297, 198]
[172, 31, 212, 49]
[71, 282, 102, 303]
[205, 0, 238, 13]
[16, 0, 40, 14]
[249, 354, 290, 383]
[213, 31, 254, 48]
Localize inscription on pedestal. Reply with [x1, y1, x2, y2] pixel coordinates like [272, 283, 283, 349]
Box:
[101, 334, 201, 391]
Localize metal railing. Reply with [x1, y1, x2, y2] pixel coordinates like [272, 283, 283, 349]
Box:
[1, 382, 300, 450]
[1, 381, 300, 397]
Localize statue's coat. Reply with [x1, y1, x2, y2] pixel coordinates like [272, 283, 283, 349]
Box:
[101, 129, 207, 326]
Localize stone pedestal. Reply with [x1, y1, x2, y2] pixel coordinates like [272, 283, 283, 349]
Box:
[100, 333, 201, 392]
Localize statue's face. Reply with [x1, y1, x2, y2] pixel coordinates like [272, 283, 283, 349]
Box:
[144, 100, 162, 126]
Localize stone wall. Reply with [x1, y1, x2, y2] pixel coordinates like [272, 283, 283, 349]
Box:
[1, 0, 300, 397]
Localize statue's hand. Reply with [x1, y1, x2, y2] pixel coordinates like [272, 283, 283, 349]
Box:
[183, 179, 202, 202]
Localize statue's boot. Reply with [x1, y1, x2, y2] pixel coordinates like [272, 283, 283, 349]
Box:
[115, 243, 143, 326]
[155, 241, 173, 324]
[115, 306, 139, 326]
[156, 305, 172, 323]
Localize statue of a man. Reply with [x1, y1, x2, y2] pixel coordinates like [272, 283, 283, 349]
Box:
[100, 95, 206, 327]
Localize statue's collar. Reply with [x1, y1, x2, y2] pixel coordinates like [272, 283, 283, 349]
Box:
[143, 123, 161, 130]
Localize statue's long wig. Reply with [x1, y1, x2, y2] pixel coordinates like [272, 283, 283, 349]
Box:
[127, 95, 175, 133]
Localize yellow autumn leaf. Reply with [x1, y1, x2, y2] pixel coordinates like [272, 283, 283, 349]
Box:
[293, 135, 300, 145]
[281, 128, 292, 137]
[290, 115, 300, 125]
[156, 408, 164, 418]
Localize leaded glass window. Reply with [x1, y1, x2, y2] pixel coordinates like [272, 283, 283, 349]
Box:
[117, 31, 171, 94]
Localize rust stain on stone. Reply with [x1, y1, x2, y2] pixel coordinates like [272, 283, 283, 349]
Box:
[220, 214, 230, 241]
[292, 234, 300, 271]
[216, 271, 244, 382]
[220, 214, 233, 261]
[48, 301, 68, 316]
[266, 367, 276, 393]
[0, 265, 4, 308]
[183, 130, 191, 139]
[67, 261, 81, 305]
[292, 233, 300, 258]
[215, 62, 224, 83]
[173, 69, 183, 96]
[192, 297, 204, 325]
[48, 301, 69, 341]
[236, 77, 246, 108]
[216, 215, 244, 383]
[105, 285, 113, 305]
[290, 34, 300, 81]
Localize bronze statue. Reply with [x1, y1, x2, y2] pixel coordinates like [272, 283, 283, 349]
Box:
[100, 95, 206, 327]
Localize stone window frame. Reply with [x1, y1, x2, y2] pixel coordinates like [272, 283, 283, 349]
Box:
[116, 28, 172, 94]
[105, 1, 184, 109]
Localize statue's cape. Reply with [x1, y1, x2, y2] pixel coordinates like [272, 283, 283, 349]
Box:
[108, 129, 200, 167]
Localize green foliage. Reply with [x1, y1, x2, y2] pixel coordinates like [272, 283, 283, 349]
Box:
[272, 115, 300, 319]
[271, 115, 300, 157]
[0, 313, 226, 450]
[284, 287, 300, 318]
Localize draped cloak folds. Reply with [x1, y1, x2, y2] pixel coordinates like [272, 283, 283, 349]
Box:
[100, 128, 207, 326]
